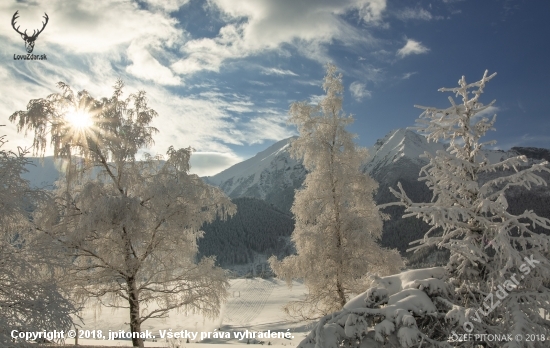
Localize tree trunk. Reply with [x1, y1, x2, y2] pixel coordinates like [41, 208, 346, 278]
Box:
[330, 131, 346, 309]
[127, 277, 143, 348]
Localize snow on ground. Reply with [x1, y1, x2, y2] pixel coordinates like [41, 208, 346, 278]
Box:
[73, 278, 310, 347]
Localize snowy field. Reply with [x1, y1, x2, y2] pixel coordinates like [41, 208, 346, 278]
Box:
[72, 278, 309, 347]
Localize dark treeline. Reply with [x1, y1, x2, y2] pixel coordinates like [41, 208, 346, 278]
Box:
[198, 197, 295, 266]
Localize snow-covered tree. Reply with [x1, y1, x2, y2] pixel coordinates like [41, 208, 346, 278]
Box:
[10, 81, 236, 348]
[0, 132, 76, 346]
[298, 71, 550, 348]
[388, 71, 550, 346]
[269, 64, 403, 319]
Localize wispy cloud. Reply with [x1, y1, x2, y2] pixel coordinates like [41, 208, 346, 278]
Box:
[396, 8, 433, 21]
[402, 72, 417, 79]
[349, 82, 372, 101]
[261, 68, 299, 76]
[474, 105, 499, 120]
[309, 95, 325, 105]
[397, 39, 430, 58]
[243, 114, 295, 145]
[295, 79, 321, 86]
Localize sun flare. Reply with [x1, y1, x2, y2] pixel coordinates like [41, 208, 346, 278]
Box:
[65, 110, 93, 130]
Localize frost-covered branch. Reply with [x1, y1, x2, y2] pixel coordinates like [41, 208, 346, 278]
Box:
[0, 134, 77, 346]
[9, 82, 236, 348]
[270, 64, 403, 319]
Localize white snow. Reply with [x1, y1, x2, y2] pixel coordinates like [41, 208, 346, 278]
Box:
[206, 138, 296, 187]
[344, 267, 445, 310]
[72, 278, 309, 347]
[364, 129, 444, 173]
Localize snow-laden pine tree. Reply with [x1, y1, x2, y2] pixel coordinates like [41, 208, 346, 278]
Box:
[0, 133, 76, 346]
[388, 71, 550, 346]
[296, 71, 550, 348]
[268, 64, 403, 319]
[10, 81, 236, 348]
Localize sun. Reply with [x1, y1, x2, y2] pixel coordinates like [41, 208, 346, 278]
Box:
[65, 110, 93, 130]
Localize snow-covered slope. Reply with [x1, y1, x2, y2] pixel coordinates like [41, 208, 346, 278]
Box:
[206, 137, 297, 187]
[21, 156, 61, 188]
[364, 128, 444, 174]
[204, 137, 306, 211]
[365, 128, 512, 175]
[207, 128, 515, 206]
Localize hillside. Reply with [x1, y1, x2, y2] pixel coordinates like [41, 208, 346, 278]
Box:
[198, 197, 295, 269]
[207, 129, 550, 266]
[20, 129, 550, 267]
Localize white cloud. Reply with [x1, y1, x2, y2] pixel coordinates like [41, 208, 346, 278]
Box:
[397, 39, 430, 58]
[172, 0, 387, 74]
[396, 8, 433, 20]
[190, 152, 243, 177]
[1, 1, 184, 54]
[243, 114, 295, 145]
[126, 42, 182, 85]
[474, 105, 499, 120]
[357, 0, 387, 22]
[402, 72, 417, 79]
[262, 68, 299, 76]
[309, 95, 325, 105]
[143, 0, 191, 12]
[349, 81, 372, 101]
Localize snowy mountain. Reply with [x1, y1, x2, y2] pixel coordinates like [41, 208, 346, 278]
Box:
[205, 128, 549, 265]
[364, 128, 444, 175]
[21, 156, 61, 188]
[207, 129, 515, 210]
[205, 137, 297, 188]
[204, 136, 306, 213]
[19, 129, 549, 266]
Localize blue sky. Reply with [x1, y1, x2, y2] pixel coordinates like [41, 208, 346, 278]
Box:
[1, 0, 548, 176]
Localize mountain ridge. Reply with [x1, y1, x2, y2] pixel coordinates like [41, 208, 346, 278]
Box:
[20, 129, 550, 267]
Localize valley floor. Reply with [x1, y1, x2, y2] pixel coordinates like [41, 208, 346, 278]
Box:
[71, 278, 309, 347]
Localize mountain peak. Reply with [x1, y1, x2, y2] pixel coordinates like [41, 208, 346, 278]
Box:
[365, 128, 444, 174]
[206, 136, 298, 187]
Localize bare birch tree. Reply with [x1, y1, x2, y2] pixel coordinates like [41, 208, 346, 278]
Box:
[269, 64, 403, 319]
[0, 132, 76, 346]
[10, 81, 236, 348]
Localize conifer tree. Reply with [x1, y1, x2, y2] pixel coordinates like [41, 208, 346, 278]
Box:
[388, 70, 550, 344]
[269, 64, 402, 319]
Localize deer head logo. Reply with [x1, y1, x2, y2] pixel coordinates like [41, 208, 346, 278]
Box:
[11, 11, 49, 54]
